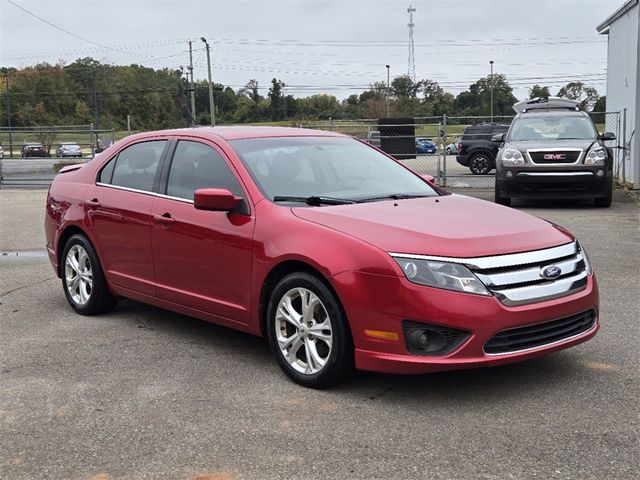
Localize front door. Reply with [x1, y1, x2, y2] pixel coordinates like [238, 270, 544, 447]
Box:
[150, 140, 254, 323]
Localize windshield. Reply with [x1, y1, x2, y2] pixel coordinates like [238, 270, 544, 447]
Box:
[230, 136, 437, 203]
[508, 115, 597, 141]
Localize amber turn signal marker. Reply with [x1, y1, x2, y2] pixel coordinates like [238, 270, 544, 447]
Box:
[364, 329, 400, 341]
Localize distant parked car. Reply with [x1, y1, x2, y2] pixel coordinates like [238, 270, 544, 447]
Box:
[446, 139, 460, 155]
[0, 144, 4, 159]
[367, 130, 381, 148]
[415, 137, 437, 154]
[21, 143, 47, 158]
[456, 123, 510, 174]
[56, 142, 83, 158]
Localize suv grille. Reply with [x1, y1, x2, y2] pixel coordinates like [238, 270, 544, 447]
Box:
[484, 309, 596, 355]
[470, 242, 588, 306]
[529, 150, 581, 164]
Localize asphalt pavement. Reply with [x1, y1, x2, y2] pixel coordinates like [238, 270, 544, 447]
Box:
[0, 188, 638, 480]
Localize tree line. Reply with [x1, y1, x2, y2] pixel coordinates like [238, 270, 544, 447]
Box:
[0, 58, 606, 130]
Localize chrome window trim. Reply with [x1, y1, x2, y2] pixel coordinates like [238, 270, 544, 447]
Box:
[156, 192, 194, 204]
[526, 148, 583, 166]
[483, 320, 597, 356]
[516, 172, 594, 177]
[95, 182, 157, 197]
[389, 241, 576, 270]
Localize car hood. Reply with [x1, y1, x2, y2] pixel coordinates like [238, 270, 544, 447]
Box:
[291, 194, 572, 258]
[507, 139, 598, 151]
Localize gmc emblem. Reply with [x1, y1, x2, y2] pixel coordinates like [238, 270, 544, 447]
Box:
[544, 153, 566, 160]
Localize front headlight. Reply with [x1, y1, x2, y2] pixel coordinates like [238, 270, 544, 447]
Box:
[393, 257, 490, 296]
[501, 148, 524, 166]
[585, 146, 606, 165]
[577, 241, 592, 275]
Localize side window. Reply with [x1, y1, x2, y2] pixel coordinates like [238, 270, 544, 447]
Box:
[166, 141, 243, 200]
[106, 140, 166, 192]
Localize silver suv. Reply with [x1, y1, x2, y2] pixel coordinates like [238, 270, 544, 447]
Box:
[494, 97, 615, 207]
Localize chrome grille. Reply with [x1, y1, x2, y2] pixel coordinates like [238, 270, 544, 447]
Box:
[470, 242, 587, 306]
[528, 149, 582, 164]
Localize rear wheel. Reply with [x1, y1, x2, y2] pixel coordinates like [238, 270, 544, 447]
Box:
[267, 272, 353, 388]
[469, 152, 493, 175]
[61, 234, 117, 315]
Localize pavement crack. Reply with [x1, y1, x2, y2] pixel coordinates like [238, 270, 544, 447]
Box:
[0, 276, 57, 298]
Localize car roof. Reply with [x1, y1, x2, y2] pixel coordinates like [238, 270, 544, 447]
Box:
[514, 110, 589, 119]
[124, 126, 347, 143]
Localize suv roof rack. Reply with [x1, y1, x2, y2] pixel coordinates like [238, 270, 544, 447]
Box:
[513, 97, 580, 114]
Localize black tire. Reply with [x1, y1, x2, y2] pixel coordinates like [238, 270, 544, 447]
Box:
[494, 179, 511, 206]
[61, 234, 117, 315]
[469, 152, 493, 175]
[594, 180, 613, 208]
[446, 147, 452, 155]
[266, 272, 354, 388]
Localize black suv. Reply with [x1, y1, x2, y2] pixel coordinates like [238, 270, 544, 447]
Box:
[494, 97, 616, 207]
[456, 123, 510, 174]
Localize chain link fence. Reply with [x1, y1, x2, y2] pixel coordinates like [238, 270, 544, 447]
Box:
[0, 125, 115, 187]
[304, 111, 624, 190]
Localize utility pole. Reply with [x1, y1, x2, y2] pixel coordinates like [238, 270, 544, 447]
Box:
[386, 64, 390, 118]
[92, 67, 99, 152]
[489, 60, 494, 122]
[201, 37, 216, 126]
[407, 5, 416, 82]
[188, 40, 196, 126]
[3, 70, 13, 158]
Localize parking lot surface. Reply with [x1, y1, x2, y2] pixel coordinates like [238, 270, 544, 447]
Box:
[1, 188, 638, 480]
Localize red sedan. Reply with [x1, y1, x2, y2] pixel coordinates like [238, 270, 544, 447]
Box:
[45, 127, 599, 387]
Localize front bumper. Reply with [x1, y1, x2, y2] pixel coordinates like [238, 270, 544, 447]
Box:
[455, 155, 469, 167]
[332, 271, 599, 375]
[496, 166, 611, 199]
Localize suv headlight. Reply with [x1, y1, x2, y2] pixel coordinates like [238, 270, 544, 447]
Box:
[393, 257, 490, 296]
[501, 148, 524, 166]
[585, 146, 606, 165]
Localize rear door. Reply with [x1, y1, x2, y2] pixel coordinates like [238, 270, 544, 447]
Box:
[87, 139, 168, 296]
[149, 139, 255, 324]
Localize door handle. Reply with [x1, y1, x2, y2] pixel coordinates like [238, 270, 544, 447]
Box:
[154, 213, 175, 226]
[85, 198, 101, 209]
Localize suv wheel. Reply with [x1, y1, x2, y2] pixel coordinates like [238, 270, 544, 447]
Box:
[469, 153, 493, 175]
[495, 179, 511, 206]
[594, 180, 613, 208]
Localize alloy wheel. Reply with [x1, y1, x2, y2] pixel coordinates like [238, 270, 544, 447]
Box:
[275, 287, 333, 375]
[64, 245, 93, 305]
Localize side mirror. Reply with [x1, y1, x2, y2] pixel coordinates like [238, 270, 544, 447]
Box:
[421, 174, 435, 184]
[194, 188, 241, 212]
[600, 132, 616, 141]
[491, 133, 506, 143]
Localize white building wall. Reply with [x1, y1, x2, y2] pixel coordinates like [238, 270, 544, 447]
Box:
[605, 3, 639, 187]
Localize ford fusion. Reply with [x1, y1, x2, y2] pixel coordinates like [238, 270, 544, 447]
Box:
[45, 127, 599, 387]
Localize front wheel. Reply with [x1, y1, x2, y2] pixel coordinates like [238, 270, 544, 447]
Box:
[495, 179, 511, 206]
[61, 234, 117, 315]
[594, 180, 613, 207]
[469, 153, 493, 175]
[267, 273, 354, 388]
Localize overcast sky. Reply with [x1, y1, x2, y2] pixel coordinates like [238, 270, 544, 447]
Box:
[0, 0, 623, 100]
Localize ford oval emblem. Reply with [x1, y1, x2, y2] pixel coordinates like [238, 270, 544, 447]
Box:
[541, 265, 562, 280]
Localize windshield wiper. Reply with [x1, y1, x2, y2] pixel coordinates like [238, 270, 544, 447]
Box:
[357, 193, 432, 203]
[273, 195, 357, 206]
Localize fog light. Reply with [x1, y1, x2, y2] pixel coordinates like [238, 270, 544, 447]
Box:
[506, 170, 514, 178]
[403, 321, 470, 356]
[596, 169, 605, 177]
